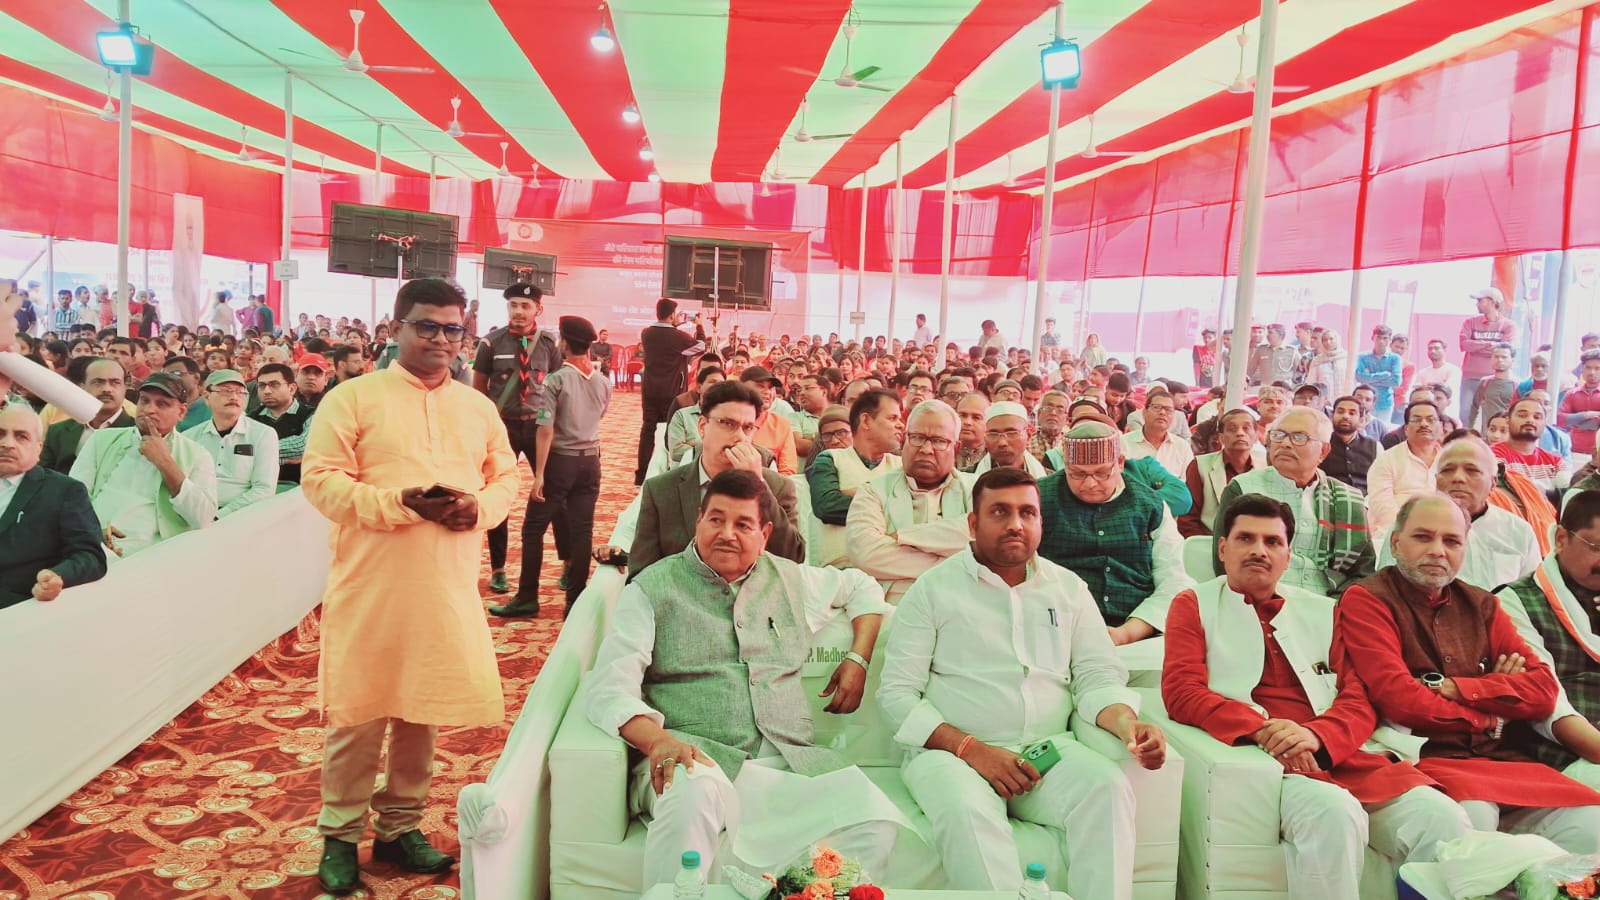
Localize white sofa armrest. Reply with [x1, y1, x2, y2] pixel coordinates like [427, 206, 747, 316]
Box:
[548, 682, 633, 846]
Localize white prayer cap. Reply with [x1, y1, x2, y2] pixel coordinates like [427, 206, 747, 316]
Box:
[986, 401, 1028, 422]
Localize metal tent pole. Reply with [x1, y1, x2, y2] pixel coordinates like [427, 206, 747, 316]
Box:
[280, 71, 294, 328]
[1032, 1, 1066, 361]
[886, 141, 903, 345]
[1224, 0, 1279, 410]
[1551, 8, 1593, 390]
[370, 124, 382, 326]
[1344, 90, 1380, 395]
[938, 94, 958, 369]
[115, 0, 133, 338]
[854, 173, 867, 340]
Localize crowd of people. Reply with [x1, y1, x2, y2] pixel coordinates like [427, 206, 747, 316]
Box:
[9, 273, 1600, 898]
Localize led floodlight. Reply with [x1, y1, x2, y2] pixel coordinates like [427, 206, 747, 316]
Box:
[96, 24, 155, 76]
[1040, 39, 1081, 90]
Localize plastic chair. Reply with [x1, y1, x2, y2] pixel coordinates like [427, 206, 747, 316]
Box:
[1181, 535, 1214, 582]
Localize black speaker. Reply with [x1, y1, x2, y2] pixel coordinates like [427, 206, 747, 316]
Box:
[328, 202, 459, 280]
[482, 248, 557, 295]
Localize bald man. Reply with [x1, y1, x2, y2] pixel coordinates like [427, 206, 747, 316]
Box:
[0, 405, 108, 608]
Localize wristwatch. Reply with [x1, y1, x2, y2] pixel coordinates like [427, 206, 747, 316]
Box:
[1421, 672, 1445, 692]
[1489, 716, 1506, 741]
[842, 650, 870, 671]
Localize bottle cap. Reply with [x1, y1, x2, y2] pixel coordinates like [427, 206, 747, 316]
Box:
[1026, 863, 1046, 880]
[682, 850, 701, 868]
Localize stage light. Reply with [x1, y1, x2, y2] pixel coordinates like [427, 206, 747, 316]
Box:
[622, 103, 640, 124]
[590, 24, 615, 53]
[639, 143, 654, 161]
[1040, 39, 1080, 90]
[647, 172, 660, 183]
[97, 24, 155, 76]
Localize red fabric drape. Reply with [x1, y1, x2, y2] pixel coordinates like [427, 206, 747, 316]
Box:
[0, 83, 280, 262]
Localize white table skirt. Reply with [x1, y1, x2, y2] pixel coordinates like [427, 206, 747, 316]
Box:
[640, 886, 1071, 899]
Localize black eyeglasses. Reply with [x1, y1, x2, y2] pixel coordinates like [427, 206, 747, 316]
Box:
[400, 319, 467, 342]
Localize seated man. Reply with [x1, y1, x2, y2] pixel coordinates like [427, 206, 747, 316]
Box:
[1366, 400, 1443, 537]
[1026, 389, 1069, 467]
[846, 400, 973, 603]
[1177, 408, 1263, 537]
[1059, 405, 1191, 516]
[1495, 397, 1571, 496]
[808, 389, 903, 567]
[1213, 407, 1375, 595]
[1038, 418, 1195, 644]
[0, 405, 107, 608]
[955, 392, 989, 471]
[1374, 434, 1540, 592]
[1495, 489, 1600, 787]
[878, 467, 1166, 898]
[973, 401, 1048, 478]
[617, 380, 803, 576]
[586, 469, 899, 886]
[665, 365, 724, 464]
[182, 370, 280, 519]
[40, 358, 134, 474]
[1164, 494, 1469, 898]
[70, 372, 217, 558]
[248, 362, 314, 486]
[1320, 395, 1379, 493]
[1121, 387, 1194, 480]
[1335, 494, 1600, 851]
[740, 366, 799, 475]
[165, 355, 210, 431]
[787, 372, 829, 458]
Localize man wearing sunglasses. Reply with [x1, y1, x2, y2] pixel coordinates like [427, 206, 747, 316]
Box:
[1211, 407, 1375, 596]
[301, 279, 521, 894]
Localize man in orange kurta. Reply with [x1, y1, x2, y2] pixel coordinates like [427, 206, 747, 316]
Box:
[301, 279, 519, 894]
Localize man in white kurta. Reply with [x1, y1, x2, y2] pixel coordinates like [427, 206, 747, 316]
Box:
[587, 469, 902, 887]
[878, 466, 1167, 899]
[70, 372, 217, 558]
[300, 280, 520, 893]
[1375, 435, 1541, 591]
[1365, 401, 1443, 536]
[846, 401, 973, 603]
[1121, 387, 1194, 478]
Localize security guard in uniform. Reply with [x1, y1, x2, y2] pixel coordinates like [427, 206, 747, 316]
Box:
[488, 315, 611, 619]
[472, 283, 569, 596]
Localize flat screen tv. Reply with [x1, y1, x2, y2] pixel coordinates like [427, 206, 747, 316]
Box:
[482, 247, 557, 294]
[661, 235, 772, 311]
[328, 202, 459, 280]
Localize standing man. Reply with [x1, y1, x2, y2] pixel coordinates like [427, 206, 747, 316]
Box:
[1355, 326, 1403, 426]
[636, 299, 705, 485]
[911, 313, 934, 347]
[1415, 338, 1464, 408]
[182, 370, 280, 519]
[1459, 287, 1517, 425]
[1558, 349, 1600, 460]
[473, 284, 565, 596]
[490, 317, 611, 620]
[1248, 324, 1298, 387]
[1467, 345, 1518, 434]
[301, 279, 520, 894]
[878, 467, 1166, 898]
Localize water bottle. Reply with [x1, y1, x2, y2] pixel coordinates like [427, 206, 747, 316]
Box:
[673, 850, 705, 899]
[1018, 862, 1050, 900]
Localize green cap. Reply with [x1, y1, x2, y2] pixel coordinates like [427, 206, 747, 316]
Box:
[204, 369, 247, 389]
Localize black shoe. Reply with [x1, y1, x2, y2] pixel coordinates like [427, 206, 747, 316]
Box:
[317, 837, 361, 895]
[372, 830, 455, 874]
[488, 600, 540, 618]
[488, 571, 509, 593]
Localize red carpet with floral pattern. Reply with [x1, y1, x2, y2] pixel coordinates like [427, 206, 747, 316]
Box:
[0, 390, 645, 899]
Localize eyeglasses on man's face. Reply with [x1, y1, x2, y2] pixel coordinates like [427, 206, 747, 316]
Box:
[819, 427, 853, 445]
[905, 433, 954, 451]
[1267, 429, 1316, 447]
[400, 319, 467, 342]
[709, 416, 758, 435]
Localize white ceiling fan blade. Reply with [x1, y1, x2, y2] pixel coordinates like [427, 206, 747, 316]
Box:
[367, 65, 436, 74]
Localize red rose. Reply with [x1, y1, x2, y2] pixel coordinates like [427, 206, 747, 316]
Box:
[849, 887, 885, 900]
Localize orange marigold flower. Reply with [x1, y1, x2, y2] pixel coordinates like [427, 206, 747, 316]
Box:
[811, 847, 843, 879]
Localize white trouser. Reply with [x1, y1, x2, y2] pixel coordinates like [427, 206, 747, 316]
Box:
[1278, 780, 1470, 900]
[628, 759, 897, 889]
[1459, 758, 1600, 855]
[901, 740, 1136, 899]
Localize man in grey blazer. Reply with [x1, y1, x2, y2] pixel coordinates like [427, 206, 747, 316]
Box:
[621, 380, 805, 578]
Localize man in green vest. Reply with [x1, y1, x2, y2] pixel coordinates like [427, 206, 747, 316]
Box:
[1496, 488, 1600, 787]
[1037, 417, 1194, 645]
[586, 469, 899, 886]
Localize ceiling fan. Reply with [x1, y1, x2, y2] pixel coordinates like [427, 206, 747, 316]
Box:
[491, 142, 544, 185]
[315, 154, 337, 184]
[785, 11, 895, 93]
[445, 96, 501, 139]
[791, 101, 853, 143]
[235, 127, 263, 163]
[1212, 26, 1309, 95]
[1080, 113, 1144, 160]
[281, 9, 435, 75]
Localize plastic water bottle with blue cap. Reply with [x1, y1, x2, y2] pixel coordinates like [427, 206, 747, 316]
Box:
[673, 850, 704, 899]
[1018, 862, 1050, 899]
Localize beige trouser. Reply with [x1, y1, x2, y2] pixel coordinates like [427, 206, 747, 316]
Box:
[317, 717, 439, 842]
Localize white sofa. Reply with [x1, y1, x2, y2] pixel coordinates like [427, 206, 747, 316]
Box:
[1138, 689, 1400, 900]
[0, 490, 331, 841]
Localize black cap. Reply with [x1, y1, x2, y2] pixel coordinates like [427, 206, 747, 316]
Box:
[138, 371, 190, 404]
[739, 365, 782, 387]
[504, 283, 542, 301]
[559, 315, 597, 345]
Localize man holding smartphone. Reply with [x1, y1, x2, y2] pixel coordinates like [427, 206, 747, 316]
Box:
[877, 466, 1165, 900]
[301, 279, 520, 894]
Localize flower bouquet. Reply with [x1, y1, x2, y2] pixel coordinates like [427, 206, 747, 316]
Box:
[722, 846, 883, 900]
[1517, 855, 1600, 899]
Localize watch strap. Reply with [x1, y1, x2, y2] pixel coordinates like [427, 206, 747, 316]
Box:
[843, 650, 870, 669]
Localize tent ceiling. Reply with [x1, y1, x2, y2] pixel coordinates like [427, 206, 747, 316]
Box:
[0, 0, 1584, 190]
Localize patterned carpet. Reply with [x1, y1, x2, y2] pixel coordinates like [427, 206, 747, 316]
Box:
[0, 390, 646, 900]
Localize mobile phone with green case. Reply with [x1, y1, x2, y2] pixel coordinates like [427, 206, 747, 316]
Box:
[1022, 739, 1061, 775]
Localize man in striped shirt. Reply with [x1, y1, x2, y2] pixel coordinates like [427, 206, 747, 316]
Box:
[1493, 398, 1571, 496]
